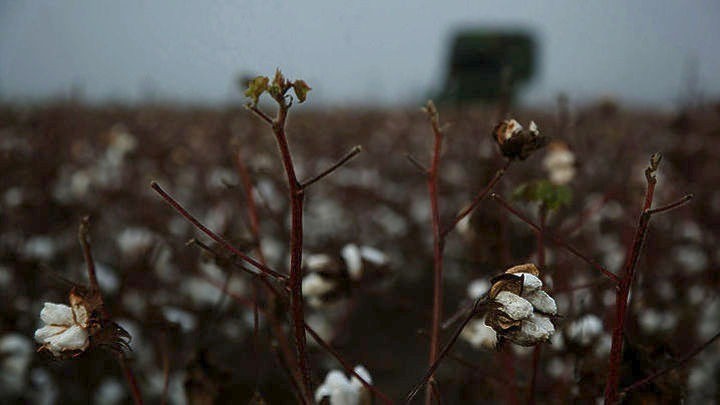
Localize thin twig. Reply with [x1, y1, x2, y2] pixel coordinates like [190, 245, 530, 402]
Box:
[619, 330, 720, 396]
[78, 216, 99, 293]
[160, 333, 170, 405]
[442, 160, 511, 237]
[491, 193, 620, 284]
[119, 352, 144, 405]
[424, 100, 445, 405]
[527, 205, 547, 405]
[646, 194, 693, 216]
[305, 324, 394, 404]
[245, 104, 274, 125]
[151, 182, 287, 281]
[405, 153, 429, 175]
[301, 145, 363, 188]
[407, 297, 488, 403]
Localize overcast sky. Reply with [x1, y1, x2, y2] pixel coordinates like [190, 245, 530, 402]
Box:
[1, 1, 718, 108]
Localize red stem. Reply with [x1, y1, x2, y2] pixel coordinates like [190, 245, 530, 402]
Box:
[267, 101, 313, 402]
[119, 351, 144, 404]
[603, 157, 659, 404]
[527, 205, 547, 405]
[425, 102, 445, 405]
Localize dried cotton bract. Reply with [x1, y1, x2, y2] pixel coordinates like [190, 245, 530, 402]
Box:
[485, 264, 557, 346]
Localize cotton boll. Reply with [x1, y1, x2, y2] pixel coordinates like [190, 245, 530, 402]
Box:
[302, 273, 336, 298]
[315, 365, 372, 405]
[341, 244, 363, 280]
[94, 378, 125, 405]
[1, 334, 33, 392]
[524, 290, 557, 315]
[182, 277, 222, 307]
[638, 309, 677, 333]
[518, 273, 543, 292]
[567, 314, 603, 346]
[22, 236, 57, 261]
[305, 254, 334, 271]
[546, 357, 569, 379]
[467, 279, 490, 300]
[359, 246, 387, 266]
[94, 262, 120, 295]
[460, 318, 498, 350]
[495, 291, 534, 321]
[306, 314, 335, 347]
[162, 307, 197, 333]
[30, 368, 59, 405]
[673, 245, 708, 273]
[510, 314, 554, 346]
[116, 227, 155, 259]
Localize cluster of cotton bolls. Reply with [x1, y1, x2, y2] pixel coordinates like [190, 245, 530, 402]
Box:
[485, 264, 557, 346]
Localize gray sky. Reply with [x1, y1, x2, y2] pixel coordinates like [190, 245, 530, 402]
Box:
[1, 0, 719, 107]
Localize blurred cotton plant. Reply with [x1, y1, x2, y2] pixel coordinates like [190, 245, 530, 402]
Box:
[542, 141, 576, 185]
[301, 244, 390, 308]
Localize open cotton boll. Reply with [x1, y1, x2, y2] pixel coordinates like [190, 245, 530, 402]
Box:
[1, 334, 33, 392]
[341, 244, 363, 280]
[495, 291, 533, 320]
[315, 365, 372, 405]
[302, 273, 336, 298]
[460, 318, 498, 350]
[305, 253, 334, 271]
[359, 246, 387, 266]
[567, 314, 603, 345]
[467, 279, 490, 300]
[517, 272, 543, 292]
[34, 302, 90, 356]
[510, 314, 555, 346]
[523, 290, 557, 315]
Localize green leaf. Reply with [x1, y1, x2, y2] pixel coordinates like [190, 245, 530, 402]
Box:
[511, 180, 572, 211]
[244, 76, 269, 106]
[292, 80, 311, 103]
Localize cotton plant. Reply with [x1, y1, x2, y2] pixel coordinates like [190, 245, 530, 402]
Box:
[315, 365, 372, 405]
[485, 263, 557, 346]
[301, 244, 389, 309]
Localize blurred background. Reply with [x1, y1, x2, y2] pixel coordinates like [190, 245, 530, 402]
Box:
[2, 1, 720, 404]
[1, 0, 719, 108]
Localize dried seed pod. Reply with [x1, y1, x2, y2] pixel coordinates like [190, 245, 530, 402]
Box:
[492, 119, 549, 160]
[489, 273, 524, 299]
[505, 263, 540, 276]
